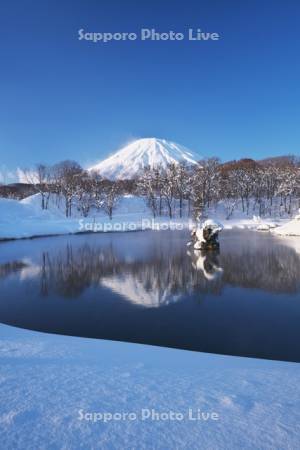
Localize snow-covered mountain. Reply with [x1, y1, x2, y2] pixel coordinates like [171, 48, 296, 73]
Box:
[88, 138, 201, 179]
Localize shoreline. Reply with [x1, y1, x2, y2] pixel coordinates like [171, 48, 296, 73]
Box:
[0, 223, 298, 244]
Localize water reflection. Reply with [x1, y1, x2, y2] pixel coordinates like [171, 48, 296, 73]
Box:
[1, 231, 300, 361]
[38, 244, 199, 306]
[0, 261, 28, 279]
[1, 231, 300, 305]
[187, 249, 223, 281]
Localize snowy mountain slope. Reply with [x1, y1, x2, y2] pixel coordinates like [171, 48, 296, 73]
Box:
[88, 138, 201, 179]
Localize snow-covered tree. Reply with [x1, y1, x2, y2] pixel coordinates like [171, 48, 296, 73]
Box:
[101, 180, 121, 220]
[137, 166, 160, 218]
[53, 160, 83, 217]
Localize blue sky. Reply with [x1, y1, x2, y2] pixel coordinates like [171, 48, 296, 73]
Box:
[0, 0, 300, 177]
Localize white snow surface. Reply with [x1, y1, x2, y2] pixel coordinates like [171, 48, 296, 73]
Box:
[272, 215, 300, 236]
[88, 137, 201, 179]
[0, 193, 299, 241]
[0, 194, 149, 239]
[0, 323, 299, 449]
[202, 219, 224, 232]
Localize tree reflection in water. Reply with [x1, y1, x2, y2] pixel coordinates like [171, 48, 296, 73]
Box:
[1, 231, 300, 361]
[26, 233, 300, 304]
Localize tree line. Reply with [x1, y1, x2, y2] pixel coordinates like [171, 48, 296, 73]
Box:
[137, 155, 300, 219]
[21, 155, 300, 219]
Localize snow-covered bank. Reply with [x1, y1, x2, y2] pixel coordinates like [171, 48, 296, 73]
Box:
[0, 195, 151, 240]
[0, 194, 296, 241]
[0, 323, 299, 450]
[272, 214, 300, 236]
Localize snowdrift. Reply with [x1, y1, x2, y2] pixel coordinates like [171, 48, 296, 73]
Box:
[0, 194, 153, 239]
[272, 216, 300, 236]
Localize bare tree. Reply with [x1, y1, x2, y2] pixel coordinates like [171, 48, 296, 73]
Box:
[23, 164, 52, 209]
[53, 160, 83, 217]
[101, 180, 121, 220]
[137, 166, 160, 217]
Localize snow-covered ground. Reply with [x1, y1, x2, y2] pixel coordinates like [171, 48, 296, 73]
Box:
[0, 194, 299, 240]
[0, 323, 299, 450]
[0, 194, 153, 240]
[0, 194, 299, 448]
[273, 213, 300, 236]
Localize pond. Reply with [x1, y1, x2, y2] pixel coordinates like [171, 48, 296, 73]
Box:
[0, 230, 300, 362]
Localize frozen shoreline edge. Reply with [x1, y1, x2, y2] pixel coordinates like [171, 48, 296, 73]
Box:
[0, 224, 288, 243]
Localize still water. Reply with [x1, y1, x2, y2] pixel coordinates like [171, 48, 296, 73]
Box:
[0, 230, 300, 362]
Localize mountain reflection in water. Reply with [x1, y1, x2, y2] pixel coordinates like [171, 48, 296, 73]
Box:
[0, 230, 300, 362]
[2, 232, 299, 303]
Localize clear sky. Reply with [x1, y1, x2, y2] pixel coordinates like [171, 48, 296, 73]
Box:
[0, 0, 300, 179]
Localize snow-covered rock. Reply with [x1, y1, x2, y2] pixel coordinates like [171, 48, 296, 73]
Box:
[192, 219, 224, 250]
[257, 223, 271, 231]
[202, 219, 224, 233]
[88, 137, 201, 179]
[253, 215, 277, 231]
